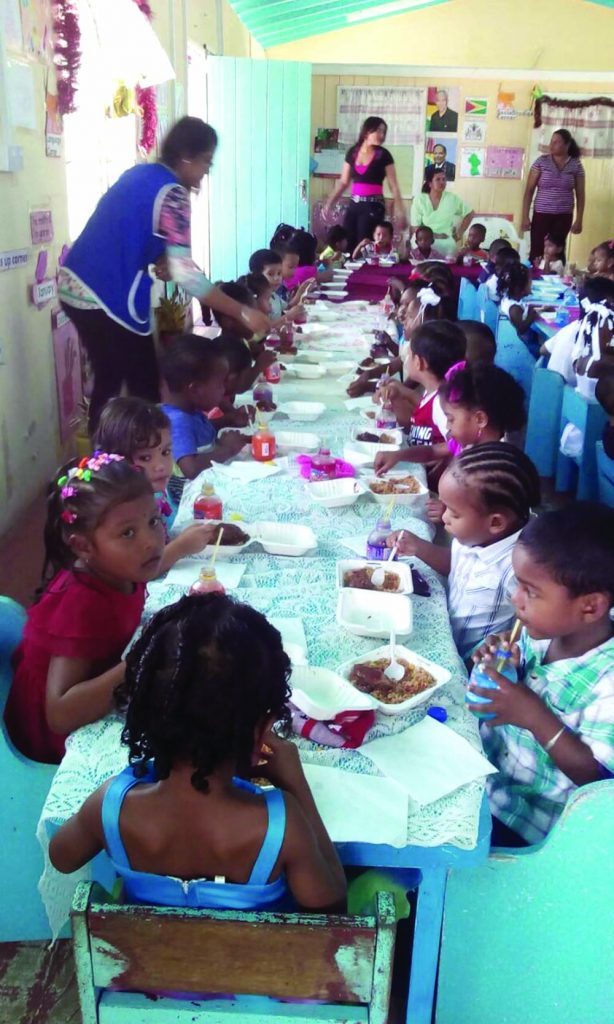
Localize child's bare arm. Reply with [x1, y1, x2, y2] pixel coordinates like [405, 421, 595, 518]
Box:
[177, 433, 249, 478]
[510, 303, 538, 334]
[49, 784, 109, 873]
[46, 658, 125, 736]
[160, 522, 219, 573]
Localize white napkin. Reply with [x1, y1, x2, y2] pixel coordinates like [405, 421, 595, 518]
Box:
[339, 533, 371, 558]
[361, 717, 497, 809]
[152, 560, 247, 592]
[302, 764, 409, 847]
[214, 460, 285, 483]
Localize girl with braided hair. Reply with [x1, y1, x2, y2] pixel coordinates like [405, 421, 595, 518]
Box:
[4, 455, 164, 763]
[49, 593, 346, 913]
[385, 443, 541, 661]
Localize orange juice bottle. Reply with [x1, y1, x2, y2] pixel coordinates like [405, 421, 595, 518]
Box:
[252, 418, 276, 462]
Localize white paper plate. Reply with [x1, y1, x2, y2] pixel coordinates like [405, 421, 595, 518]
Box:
[365, 472, 429, 506]
[278, 401, 326, 421]
[307, 478, 366, 508]
[337, 644, 450, 716]
[252, 521, 317, 556]
[336, 588, 412, 638]
[336, 558, 413, 596]
[290, 665, 376, 720]
[275, 430, 321, 452]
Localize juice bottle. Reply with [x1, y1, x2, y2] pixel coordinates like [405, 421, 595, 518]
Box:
[376, 373, 397, 430]
[193, 482, 223, 520]
[252, 419, 276, 462]
[309, 447, 336, 481]
[279, 322, 294, 349]
[253, 375, 273, 406]
[265, 329, 281, 351]
[366, 515, 392, 561]
[466, 649, 518, 721]
[189, 567, 226, 596]
[265, 358, 281, 384]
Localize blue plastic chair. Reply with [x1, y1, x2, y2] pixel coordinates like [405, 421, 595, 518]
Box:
[458, 276, 478, 321]
[596, 441, 614, 507]
[555, 386, 608, 500]
[0, 595, 56, 939]
[524, 363, 565, 476]
[495, 316, 536, 403]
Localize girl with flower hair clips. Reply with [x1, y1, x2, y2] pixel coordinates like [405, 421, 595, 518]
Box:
[4, 454, 165, 763]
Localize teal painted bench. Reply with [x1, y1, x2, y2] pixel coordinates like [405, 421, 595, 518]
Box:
[524, 363, 565, 476]
[0, 595, 56, 940]
[495, 316, 536, 402]
[71, 881, 397, 1024]
[555, 386, 607, 499]
[435, 780, 614, 1024]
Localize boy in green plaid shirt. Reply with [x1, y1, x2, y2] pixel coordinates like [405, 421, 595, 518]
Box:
[469, 503, 614, 846]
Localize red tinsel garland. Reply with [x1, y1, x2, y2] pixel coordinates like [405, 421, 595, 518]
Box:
[53, 0, 81, 115]
[132, 0, 158, 152]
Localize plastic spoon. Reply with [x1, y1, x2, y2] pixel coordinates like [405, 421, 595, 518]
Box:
[371, 530, 405, 588]
[384, 627, 405, 683]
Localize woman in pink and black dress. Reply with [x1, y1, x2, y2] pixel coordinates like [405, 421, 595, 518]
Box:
[521, 129, 585, 262]
[324, 116, 407, 254]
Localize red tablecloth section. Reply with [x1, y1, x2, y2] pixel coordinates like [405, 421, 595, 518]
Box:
[344, 261, 482, 303]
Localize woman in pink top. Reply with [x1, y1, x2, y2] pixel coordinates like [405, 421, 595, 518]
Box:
[323, 117, 407, 252]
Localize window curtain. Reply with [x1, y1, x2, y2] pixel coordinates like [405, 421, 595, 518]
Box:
[337, 86, 425, 147]
[534, 96, 614, 158]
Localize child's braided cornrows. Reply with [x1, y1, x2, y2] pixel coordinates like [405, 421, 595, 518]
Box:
[116, 593, 292, 793]
[450, 443, 541, 525]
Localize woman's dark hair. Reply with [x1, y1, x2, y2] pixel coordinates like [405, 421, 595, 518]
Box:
[356, 116, 387, 146]
[552, 129, 581, 160]
[42, 457, 153, 585]
[249, 248, 281, 274]
[326, 224, 348, 247]
[450, 443, 541, 526]
[497, 261, 530, 299]
[160, 117, 217, 168]
[94, 398, 170, 460]
[518, 503, 614, 599]
[459, 321, 496, 364]
[159, 334, 228, 392]
[410, 320, 466, 379]
[440, 363, 526, 434]
[270, 223, 295, 249]
[422, 163, 447, 193]
[237, 272, 271, 300]
[288, 228, 317, 266]
[116, 593, 292, 792]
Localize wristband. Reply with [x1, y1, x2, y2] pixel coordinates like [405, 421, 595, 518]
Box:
[544, 724, 566, 753]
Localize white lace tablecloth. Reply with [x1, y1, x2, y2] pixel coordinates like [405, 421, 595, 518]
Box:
[37, 306, 485, 936]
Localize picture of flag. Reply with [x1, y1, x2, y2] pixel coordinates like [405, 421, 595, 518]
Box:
[465, 98, 488, 118]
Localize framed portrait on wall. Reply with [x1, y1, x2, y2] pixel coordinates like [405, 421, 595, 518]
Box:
[426, 86, 459, 134]
[425, 136, 457, 181]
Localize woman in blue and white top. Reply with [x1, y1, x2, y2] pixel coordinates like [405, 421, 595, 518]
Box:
[59, 117, 270, 432]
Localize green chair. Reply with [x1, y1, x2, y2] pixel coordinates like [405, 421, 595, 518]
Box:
[436, 780, 614, 1024]
[71, 881, 397, 1024]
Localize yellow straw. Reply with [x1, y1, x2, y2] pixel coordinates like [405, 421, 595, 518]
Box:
[384, 494, 396, 519]
[209, 526, 225, 569]
[496, 618, 522, 671]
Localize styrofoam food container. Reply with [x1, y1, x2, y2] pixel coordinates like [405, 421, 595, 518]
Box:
[326, 360, 357, 376]
[352, 426, 403, 446]
[359, 407, 378, 422]
[284, 641, 308, 666]
[343, 438, 401, 468]
[252, 521, 317, 556]
[342, 443, 372, 469]
[365, 471, 429, 507]
[286, 362, 326, 380]
[290, 665, 375, 719]
[202, 522, 255, 558]
[279, 401, 326, 422]
[337, 644, 450, 715]
[296, 349, 333, 362]
[336, 588, 412, 639]
[310, 311, 342, 322]
[275, 430, 321, 452]
[336, 558, 413, 596]
[307, 477, 366, 508]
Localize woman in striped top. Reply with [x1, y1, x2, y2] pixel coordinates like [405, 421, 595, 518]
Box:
[521, 129, 585, 262]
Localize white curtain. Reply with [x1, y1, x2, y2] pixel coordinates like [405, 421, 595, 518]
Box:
[337, 86, 425, 147]
[537, 97, 614, 159]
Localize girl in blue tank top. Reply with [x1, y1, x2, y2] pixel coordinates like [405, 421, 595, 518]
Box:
[49, 593, 346, 914]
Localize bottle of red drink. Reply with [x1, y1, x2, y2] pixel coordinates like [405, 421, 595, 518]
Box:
[193, 482, 223, 520]
[310, 447, 336, 481]
[189, 567, 226, 595]
[253, 375, 273, 405]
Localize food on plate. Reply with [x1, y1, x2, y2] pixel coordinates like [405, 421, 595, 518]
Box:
[363, 409, 376, 419]
[356, 431, 381, 443]
[369, 475, 421, 495]
[214, 523, 250, 546]
[343, 567, 401, 592]
[360, 357, 377, 369]
[349, 658, 435, 703]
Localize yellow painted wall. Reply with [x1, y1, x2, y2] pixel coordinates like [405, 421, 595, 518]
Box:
[310, 73, 614, 265]
[266, 0, 614, 72]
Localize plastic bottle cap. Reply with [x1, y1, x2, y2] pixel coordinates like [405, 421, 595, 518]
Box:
[202, 483, 214, 496]
[427, 706, 448, 723]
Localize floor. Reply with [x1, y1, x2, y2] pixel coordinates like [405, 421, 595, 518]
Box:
[0, 942, 80, 1024]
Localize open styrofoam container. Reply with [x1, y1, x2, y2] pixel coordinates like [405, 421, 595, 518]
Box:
[352, 426, 403, 446]
[201, 522, 255, 558]
[365, 471, 429, 507]
[275, 431, 321, 452]
[343, 438, 401, 467]
[326, 359, 357, 376]
[337, 644, 451, 715]
[359, 407, 378, 422]
[278, 401, 326, 421]
[252, 521, 317, 556]
[284, 641, 308, 666]
[290, 665, 376, 719]
[342, 444, 372, 470]
[336, 558, 413, 596]
[286, 362, 327, 380]
[336, 588, 412, 638]
[295, 349, 333, 361]
[307, 477, 366, 508]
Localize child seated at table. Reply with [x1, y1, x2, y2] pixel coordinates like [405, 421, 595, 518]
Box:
[272, 240, 321, 311]
[4, 456, 164, 764]
[408, 226, 445, 262]
[459, 320, 496, 365]
[49, 593, 347, 913]
[533, 231, 565, 276]
[458, 223, 488, 261]
[484, 246, 519, 301]
[385, 443, 541, 661]
[588, 239, 614, 282]
[352, 220, 394, 261]
[282, 228, 333, 290]
[497, 262, 542, 353]
[596, 375, 614, 459]
[478, 238, 515, 285]
[470, 503, 614, 847]
[248, 249, 306, 323]
[160, 334, 249, 481]
[319, 224, 348, 265]
[571, 277, 614, 398]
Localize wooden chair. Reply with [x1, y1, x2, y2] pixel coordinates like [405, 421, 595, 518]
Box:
[495, 316, 536, 402]
[435, 780, 614, 1024]
[555, 385, 607, 499]
[524, 363, 565, 476]
[596, 441, 614, 507]
[457, 276, 478, 321]
[0, 595, 56, 940]
[71, 882, 397, 1024]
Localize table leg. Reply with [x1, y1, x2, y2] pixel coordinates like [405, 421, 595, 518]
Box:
[406, 865, 447, 1024]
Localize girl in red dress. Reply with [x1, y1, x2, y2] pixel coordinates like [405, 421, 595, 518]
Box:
[4, 454, 165, 764]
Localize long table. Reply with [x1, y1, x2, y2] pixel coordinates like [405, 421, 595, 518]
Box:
[36, 306, 491, 1024]
[343, 260, 483, 303]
